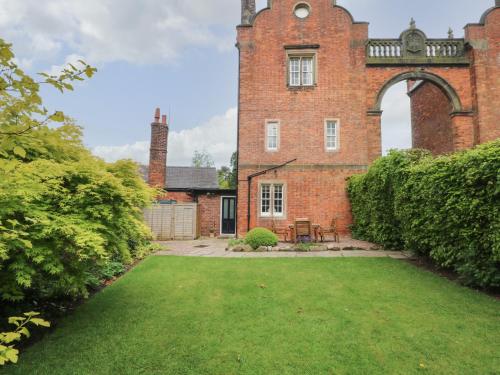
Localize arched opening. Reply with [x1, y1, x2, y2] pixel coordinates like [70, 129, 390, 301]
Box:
[375, 72, 462, 156]
[380, 82, 412, 155]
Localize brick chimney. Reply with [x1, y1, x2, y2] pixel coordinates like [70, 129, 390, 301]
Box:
[148, 108, 168, 187]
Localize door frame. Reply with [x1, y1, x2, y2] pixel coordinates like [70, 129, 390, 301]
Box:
[220, 196, 236, 236]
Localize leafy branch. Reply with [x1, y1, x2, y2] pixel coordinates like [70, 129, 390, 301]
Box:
[0, 38, 96, 139]
[0, 312, 50, 365]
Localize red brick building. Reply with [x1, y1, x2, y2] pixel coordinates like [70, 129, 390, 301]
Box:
[236, 0, 499, 236]
[145, 108, 236, 238]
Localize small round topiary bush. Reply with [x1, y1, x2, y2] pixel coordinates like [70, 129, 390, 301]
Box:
[244, 228, 278, 250]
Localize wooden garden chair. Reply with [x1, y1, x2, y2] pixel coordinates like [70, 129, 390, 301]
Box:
[318, 218, 340, 243]
[294, 218, 312, 243]
[272, 220, 289, 242]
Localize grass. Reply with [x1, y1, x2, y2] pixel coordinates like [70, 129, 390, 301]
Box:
[2, 257, 499, 375]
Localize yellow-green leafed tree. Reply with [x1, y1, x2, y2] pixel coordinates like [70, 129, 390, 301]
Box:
[0, 38, 155, 302]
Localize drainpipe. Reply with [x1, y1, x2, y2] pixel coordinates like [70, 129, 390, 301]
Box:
[246, 159, 297, 232]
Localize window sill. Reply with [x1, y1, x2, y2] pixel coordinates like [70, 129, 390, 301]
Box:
[259, 215, 286, 220]
[287, 85, 316, 91]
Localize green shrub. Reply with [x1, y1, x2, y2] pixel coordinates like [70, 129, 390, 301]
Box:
[100, 262, 127, 281]
[347, 149, 430, 249]
[244, 228, 278, 250]
[0, 38, 155, 302]
[396, 141, 500, 288]
[348, 141, 500, 288]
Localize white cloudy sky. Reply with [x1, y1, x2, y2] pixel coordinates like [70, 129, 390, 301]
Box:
[0, 0, 493, 166]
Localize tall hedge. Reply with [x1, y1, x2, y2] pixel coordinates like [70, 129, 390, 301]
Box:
[348, 141, 500, 288]
[347, 149, 430, 249]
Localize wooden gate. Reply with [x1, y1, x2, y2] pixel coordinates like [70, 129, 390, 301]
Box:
[144, 203, 198, 240]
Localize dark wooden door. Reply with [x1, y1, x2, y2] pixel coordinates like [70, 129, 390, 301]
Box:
[221, 197, 236, 235]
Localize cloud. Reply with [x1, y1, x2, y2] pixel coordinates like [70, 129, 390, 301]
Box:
[0, 0, 239, 65]
[93, 107, 237, 168]
[46, 54, 87, 76]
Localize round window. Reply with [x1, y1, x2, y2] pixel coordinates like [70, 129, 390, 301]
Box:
[294, 4, 310, 19]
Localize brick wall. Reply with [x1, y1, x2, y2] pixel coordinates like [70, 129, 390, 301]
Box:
[465, 7, 500, 144]
[197, 194, 222, 237]
[236, 0, 498, 236]
[157, 191, 194, 203]
[237, 167, 365, 235]
[408, 81, 454, 155]
[237, 1, 369, 236]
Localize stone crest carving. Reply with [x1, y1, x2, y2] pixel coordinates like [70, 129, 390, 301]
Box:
[401, 19, 427, 57]
[405, 31, 425, 54]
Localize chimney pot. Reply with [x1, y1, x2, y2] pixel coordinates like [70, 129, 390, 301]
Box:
[154, 108, 161, 122]
[162, 115, 167, 125]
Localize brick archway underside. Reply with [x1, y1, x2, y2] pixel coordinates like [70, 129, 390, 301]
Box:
[372, 71, 463, 113]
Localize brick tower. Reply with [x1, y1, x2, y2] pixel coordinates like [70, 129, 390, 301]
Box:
[148, 108, 168, 187]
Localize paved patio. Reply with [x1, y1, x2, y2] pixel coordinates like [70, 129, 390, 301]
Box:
[155, 237, 410, 259]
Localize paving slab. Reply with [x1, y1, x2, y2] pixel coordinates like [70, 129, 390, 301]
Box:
[155, 238, 410, 259]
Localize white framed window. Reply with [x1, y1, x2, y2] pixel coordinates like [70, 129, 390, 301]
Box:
[261, 184, 271, 216]
[325, 120, 339, 151]
[273, 184, 284, 216]
[288, 55, 315, 87]
[289, 58, 301, 86]
[266, 121, 279, 151]
[260, 183, 285, 217]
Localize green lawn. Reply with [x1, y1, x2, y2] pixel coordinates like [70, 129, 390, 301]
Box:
[2, 257, 499, 375]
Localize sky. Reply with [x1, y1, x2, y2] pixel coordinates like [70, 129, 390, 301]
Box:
[0, 0, 493, 166]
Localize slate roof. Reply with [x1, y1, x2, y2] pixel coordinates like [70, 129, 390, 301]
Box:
[139, 165, 220, 190]
[166, 166, 219, 190]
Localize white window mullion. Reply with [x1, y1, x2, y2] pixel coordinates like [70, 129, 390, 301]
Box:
[301, 57, 313, 86]
[289, 58, 301, 86]
[266, 122, 279, 151]
[325, 120, 339, 151]
[288, 54, 315, 87]
[261, 184, 271, 216]
[260, 183, 285, 218]
[273, 184, 283, 217]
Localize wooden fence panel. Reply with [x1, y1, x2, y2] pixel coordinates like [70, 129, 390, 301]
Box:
[144, 203, 197, 240]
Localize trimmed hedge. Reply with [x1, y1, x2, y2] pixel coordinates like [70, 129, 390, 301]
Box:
[348, 141, 500, 288]
[245, 228, 278, 250]
[347, 149, 430, 249]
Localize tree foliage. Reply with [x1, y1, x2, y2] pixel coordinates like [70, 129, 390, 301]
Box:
[192, 150, 215, 168]
[348, 142, 500, 287]
[218, 151, 237, 189]
[0, 312, 49, 365]
[0, 38, 155, 302]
